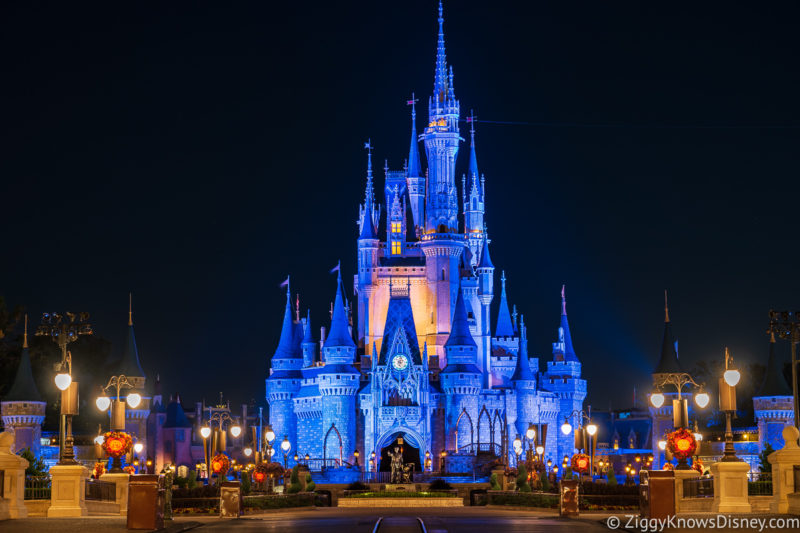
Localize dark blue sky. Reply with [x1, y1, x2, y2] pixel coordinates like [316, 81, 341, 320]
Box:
[3, 0, 799, 409]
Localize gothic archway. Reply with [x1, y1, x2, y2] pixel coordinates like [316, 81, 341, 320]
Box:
[323, 423, 343, 467]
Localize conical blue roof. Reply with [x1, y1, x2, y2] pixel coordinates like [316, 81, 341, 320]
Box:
[445, 284, 476, 348]
[163, 398, 192, 428]
[408, 98, 422, 177]
[468, 119, 479, 186]
[511, 318, 535, 381]
[325, 271, 356, 348]
[477, 234, 493, 269]
[756, 334, 791, 397]
[495, 271, 515, 337]
[273, 288, 302, 360]
[120, 323, 145, 378]
[5, 323, 42, 402]
[302, 310, 314, 344]
[558, 286, 579, 362]
[653, 295, 679, 374]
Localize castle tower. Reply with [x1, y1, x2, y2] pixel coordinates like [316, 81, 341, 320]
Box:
[463, 114, 485, 262]
[301, 310, 316, 368]
[440, 283, 481, 451]
[544, 286, 586, 462]
[266, 283, 303, 456]
[422, 1, 460, 234]
[387, 185, 406, 256]
[357, 145, 380, 352]
[1, 315, 46, 454]
[511, 316, 537, 451]
[495, 271, 515, 338]
[406, 95, 425, 233]
[476, 234, 494, 387]
[648, 292, 686, 468]
[319, 270, 360, 465]
[753, 332, 793, 451]
[120, 295, 151, 452]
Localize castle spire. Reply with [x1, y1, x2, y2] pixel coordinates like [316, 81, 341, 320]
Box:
[511, 315, 535, 381]
[128, 292, 133, 326]
[495, 270, 515, 337]
[359, 140, 378, 240]
[664, 289, 670, 323]
[120, 293, 145, 379]
[468, 110, 479, 183]
[5, 314, 42, 402]
[756, 330, 792, 397]
[407, 94, 422, 178]
[274, 279, 301, 360]
[433, 0, 448, 106]
[444, 282, 476, 349]
[558, 285, 578, 362]
[325, 266, 356, 348]
[653, 291, 681, 376]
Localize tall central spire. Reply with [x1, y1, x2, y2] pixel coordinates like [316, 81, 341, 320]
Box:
[434, 0, 447, 105]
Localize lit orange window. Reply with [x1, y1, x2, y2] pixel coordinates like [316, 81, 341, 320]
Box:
[391, 241, 401, 255]
[391, 222, 401, 234]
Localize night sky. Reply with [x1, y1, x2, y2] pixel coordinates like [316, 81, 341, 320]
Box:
[3, 1, 799, 410]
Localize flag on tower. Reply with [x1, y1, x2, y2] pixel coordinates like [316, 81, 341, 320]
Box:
[329, 262, 340, 274]
[279, 276, 290, 289]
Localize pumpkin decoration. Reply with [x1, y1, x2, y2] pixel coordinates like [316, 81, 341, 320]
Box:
[123, 465, 136, 475]
[253, 463, 268, 483]
[210, 453, 231, 476]
[93, 462, 106, 479]
[666, 428, 697, 460]
[571, 453, 591, 473]
[101, 431, 133, 458]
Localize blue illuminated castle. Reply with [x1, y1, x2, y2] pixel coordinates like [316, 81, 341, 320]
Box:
[266, 2, 586, 473]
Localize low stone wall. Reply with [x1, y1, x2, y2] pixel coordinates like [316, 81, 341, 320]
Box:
[24, 500, 49, 517]
[86, 500, 120, 515]
[749, 495, 772, 513]
[678, 498, 713, 513]
[338, 497, 463, 508]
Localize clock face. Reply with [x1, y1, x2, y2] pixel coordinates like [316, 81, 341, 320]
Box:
[391, 354, 409, 371]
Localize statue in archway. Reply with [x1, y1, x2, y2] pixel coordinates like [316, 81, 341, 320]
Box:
[388, 445, 404, 483]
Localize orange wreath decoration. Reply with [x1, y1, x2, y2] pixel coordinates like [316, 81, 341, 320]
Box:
[253, 463, 268, 483]
[102, 431, 133, 458]
[571, 453, 591, 473]
[666, 428, 697, 460]
[211, 453, 231, 475]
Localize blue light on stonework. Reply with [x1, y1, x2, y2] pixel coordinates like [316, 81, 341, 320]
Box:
[265, 0, 588, 475]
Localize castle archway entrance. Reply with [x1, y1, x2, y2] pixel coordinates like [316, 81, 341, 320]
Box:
[376, 429, 422, 473]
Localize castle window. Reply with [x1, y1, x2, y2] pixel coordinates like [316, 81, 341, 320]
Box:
[391, 222, 401, 233]
[392, 241, 401, 255]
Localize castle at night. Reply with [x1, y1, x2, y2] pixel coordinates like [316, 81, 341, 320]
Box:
[266, 2, 587, 473]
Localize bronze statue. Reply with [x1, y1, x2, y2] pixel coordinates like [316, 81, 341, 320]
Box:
[387, 445, 404, 483]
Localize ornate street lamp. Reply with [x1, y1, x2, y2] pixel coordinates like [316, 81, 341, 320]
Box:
[36, 311, 92, 465]
[281, 435, 291, 468]
[561, 409, 598, 476]
[720, 347, 742, 462]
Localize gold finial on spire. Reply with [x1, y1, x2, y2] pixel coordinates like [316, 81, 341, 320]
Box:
[128, 292, 133, 326]
[770, 330, 776, 343]
[664, 290, 670, 323]
[23, 313, 28, 349]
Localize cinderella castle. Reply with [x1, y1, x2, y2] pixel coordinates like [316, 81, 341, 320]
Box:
[266, 2, 587, 474]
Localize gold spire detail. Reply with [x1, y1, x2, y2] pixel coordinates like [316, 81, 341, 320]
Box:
[128, 292, 133, 326]
[664, 290, 670, 323]
[23, 313, 28, 349]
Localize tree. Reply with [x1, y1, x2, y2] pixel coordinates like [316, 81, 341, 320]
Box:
[287, 465, 302, 494]
[607, 468, 618, 487]
[759, 443, 775, 473]
[489, 473, 501, 490]
[516, 464, 530, 492]
[18, 448, 48, 477]
[305, 473, 315, 492]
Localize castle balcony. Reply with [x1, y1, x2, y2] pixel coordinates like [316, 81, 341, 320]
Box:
[379, 405, 421, 423]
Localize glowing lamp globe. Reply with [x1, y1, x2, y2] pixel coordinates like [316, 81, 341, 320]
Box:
[650, 393, 665, 408]
[695, 392, 710, 408]
[126, 392, 142, 408]
[280, 436, 291, 453]
[94, 435, 105, 445]
[96, 396, 111, 411]
[55, 373, 72, 391]
[658, 440, 667, 451]
[134, 442, 144, 454]
[268, 448, 275, 458]
[265, 426, 276, 443]
[561, 421, 572, 436]
[693, 432, 703, 442]
[586, 423, 598, 436]
[244, 447, 253, 457]
[230, 425, 242, 438]
[512, 436, 521, 451]
[200, 427, 211, 439]
[536, 445, 544, 456]
[526, 424, 536, 441]
[724, 369, 741, 387]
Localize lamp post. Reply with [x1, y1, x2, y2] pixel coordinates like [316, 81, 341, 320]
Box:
[370, 451, 376, 472]
[205, 409, 241, 456]
[96, 374, 141, 472]
[720, 347, 742, 462]
[425, 451, 431, 471]
[768, 311, 800, 431]
[354, 449, 360, 470]
[650, 371, 709, 469]
[512, 435, 522, 467]
[35, 311, 92, 465]
[559, 410, 599, 476]
[281, 435, 291, 468]
[264, 425, 276, 463]
[200, 426, 211, 479]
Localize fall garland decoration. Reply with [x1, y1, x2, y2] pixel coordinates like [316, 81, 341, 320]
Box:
[666, 428, 697, 460]
[571, 453, 591, 473]
[123, 465, 136, 475]
[210, 453, 231, 475]
[102, 431, 133, 458]
[93, 462, 106, 479]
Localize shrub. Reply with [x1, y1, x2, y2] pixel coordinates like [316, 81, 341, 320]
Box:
[187, 470, 198, 490]
[541, 473, 550, 492]
[607, 471, 618, 487]
[18, 448, 48, 477]
[286, 465, 302, 493]
[428, 479, 453, 491]
[489, 473, 501, 490]
[241, 472, 251, 495]
[516, 465, 529, 492]
[304, 473, 315, 492]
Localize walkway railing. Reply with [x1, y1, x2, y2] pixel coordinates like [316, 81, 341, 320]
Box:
[457, 443, 502, 456]
[85, 479, 116, 501]
[748, 472, 773, 496]
[24, 476, 51, 500]
[683, 476, 714, 498]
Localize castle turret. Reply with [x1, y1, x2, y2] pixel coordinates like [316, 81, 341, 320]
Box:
[440, 284, 480, 451]
[544, 286, 586, 461]
[463, 113, 485, 262]
[266, 282, 304, 456]
[754, 332, 794, 451]
[1, 315, 46, 454]
[319, 269, 360, 465]
[301, 310, 316, 367]
[512, 316, 537, 446]
[357, 144, 380, 352]
[406, 94, 425, 233]
[495, 271, 515, 338]
[120, 295, 150, 450]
